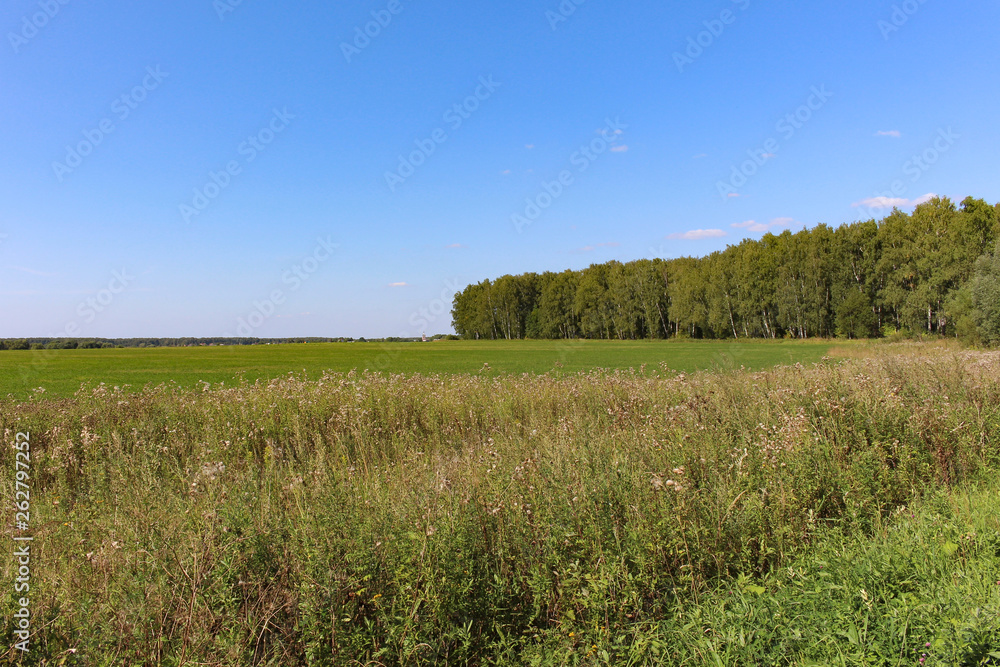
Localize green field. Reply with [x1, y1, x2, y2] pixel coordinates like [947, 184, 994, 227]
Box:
[0, 339, 835, 399]
[2, 345, 998, 664]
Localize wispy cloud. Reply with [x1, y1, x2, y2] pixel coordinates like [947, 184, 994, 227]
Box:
[876, 130, 902, 138]
[693, 153, 708, 159]
[852, 193, 937, 209]
[573, 242, 620, 253]
[525, 144, 535, 149]
[445, 243, 466, 249]
[6, 265, 58, 277]
[610, 145, 629, 153]
[727, 193, 741, 198]
[0, 286, 153, 296]
[666, 229, 727, 241]
[731, 218, 798, 233]
[388, 282, 408, 287]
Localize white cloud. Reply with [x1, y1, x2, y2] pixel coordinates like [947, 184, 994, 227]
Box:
[876, 130, 902, 138]
[388, 282, 408, 287]
[852, 193, 937, 209]
[666, 229, 727, 241]
[693, 153, 708, 159]
[731, 218, 798, 233]
[445, 243, 465, 249]
[525, 144, 535, 149]
[609, 145, 629, 153]
[853, 196, 908, 209]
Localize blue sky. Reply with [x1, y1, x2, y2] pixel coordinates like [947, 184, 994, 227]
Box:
[1, 0, 998, 338]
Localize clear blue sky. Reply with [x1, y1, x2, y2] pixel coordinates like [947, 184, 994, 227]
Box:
[2, 0, 998, 338]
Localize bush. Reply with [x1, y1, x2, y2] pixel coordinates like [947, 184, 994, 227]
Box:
[972, 242, 1000, 346]
[836, 290, 878, 339]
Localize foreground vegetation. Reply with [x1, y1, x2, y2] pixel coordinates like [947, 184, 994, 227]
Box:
[0, 339, 832, 400]
[2, 346, 999, 664]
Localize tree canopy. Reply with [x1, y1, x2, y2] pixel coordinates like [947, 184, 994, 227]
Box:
[452, 197, 1000, 341]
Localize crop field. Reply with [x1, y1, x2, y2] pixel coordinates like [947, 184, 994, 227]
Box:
[2, 343, 999, 665]
[0, 339, 834, 400]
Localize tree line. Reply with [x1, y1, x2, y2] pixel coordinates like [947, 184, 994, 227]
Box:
[452, 197, 1000, 342]
[0, 336, 460, 351]
[0, 337, 353, 351]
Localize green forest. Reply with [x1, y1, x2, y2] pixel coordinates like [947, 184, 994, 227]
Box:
[452, 197, 1000, 343]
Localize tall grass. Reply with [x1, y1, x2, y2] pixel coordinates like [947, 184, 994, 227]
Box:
[2, 350, 999, 664]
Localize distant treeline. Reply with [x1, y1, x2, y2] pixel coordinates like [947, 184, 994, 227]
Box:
[0, 336, 453, 351]
[452, 197, 1000, 342]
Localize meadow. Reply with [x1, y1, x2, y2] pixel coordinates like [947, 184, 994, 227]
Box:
[0, 339, 833, 400]
[1, 342, 999, 665]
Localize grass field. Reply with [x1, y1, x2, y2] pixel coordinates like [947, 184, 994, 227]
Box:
[2, 343, 998, 664]
[0, 339, 835, 399]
